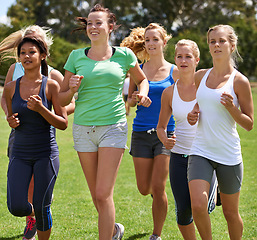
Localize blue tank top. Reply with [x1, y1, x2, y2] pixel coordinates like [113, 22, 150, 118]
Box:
[12, 76, 59, 158]
[133, 65, 175, 131]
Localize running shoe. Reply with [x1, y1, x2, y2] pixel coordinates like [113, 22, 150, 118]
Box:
[112, 223, 124, 240]
[149, 234, 161, 240]
[23, 216, 37, 239]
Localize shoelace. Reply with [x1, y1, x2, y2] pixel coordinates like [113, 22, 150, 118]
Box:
[26, 217, 36, 231]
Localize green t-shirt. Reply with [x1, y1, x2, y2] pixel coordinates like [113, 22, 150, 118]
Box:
[64, 46, 137, 126]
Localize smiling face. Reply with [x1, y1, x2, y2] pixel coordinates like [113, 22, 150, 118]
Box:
[144, 29, 165, 56]
[86, 11, 113, 43]
[208, 27, 234, 60]
[175, 45, 199, 73]
[19, 42, 45, 70]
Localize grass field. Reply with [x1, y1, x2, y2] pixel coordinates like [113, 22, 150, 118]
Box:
[0, 87, 256, 240]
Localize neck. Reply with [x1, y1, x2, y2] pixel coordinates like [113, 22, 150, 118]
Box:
[212, 59, 234, 76]
[147, 54, 166, 67]
[89, 42, 112, 60]
[178, 71, 195, 85]
[23, 69, 42, 81]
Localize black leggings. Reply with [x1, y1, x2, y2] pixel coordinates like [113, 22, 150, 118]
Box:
[169, 152, 217, 225]
[7, 155, 59, 231]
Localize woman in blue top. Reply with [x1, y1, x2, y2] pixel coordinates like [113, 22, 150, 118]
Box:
[4, 36, 68, 240]
[59, 4, 151, 240]
[0, 25, 75, 240]
[121, 23, 179, 240]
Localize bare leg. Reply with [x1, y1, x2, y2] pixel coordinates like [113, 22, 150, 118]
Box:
[221, 191, 243, 240]
[37, 229, 51, 240]
[78, 147, 124, 240]
[189, 179, 212, 240]
[178, 222, 196, 240]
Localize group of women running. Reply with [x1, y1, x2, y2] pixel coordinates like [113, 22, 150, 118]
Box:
[0, 3, 253, 240]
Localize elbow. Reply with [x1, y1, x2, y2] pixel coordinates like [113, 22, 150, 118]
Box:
[246, 123, 254, 132]
[59, 119, 68, 131]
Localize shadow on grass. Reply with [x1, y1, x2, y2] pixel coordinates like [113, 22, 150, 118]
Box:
[0, 234, 23, 240]
[126, 232, 149, 239]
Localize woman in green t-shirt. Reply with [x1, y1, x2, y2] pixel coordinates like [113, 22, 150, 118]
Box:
[59, 4, 151, 240]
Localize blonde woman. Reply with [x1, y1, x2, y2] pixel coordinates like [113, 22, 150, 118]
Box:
[121, 23, 179, 240]
[187, 25, 254, 239]
[157, 40, 217, 240]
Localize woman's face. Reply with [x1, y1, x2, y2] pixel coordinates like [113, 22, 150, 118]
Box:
[208, 28, 233, 60]
[175, 45, 199, 73]
[144, 29, 165, 56]
[86, 11, 112, 42]
[19, 42, 44, 70]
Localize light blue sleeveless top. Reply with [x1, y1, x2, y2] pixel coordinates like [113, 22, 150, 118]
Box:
[12, 62, 53, 81]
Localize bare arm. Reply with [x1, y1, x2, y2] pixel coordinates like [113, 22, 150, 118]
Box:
[221, 73, 254, 131]
[129, 62, 151, 107]
[157, 86, 176, 149]
[49, 69, 75, 115]
[127, 76, 138, 107]
[1, 63, 15, 116]
[59, 70, 83, 107]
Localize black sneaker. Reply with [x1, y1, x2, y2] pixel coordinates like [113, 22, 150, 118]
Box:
[23, 216, 37, 239]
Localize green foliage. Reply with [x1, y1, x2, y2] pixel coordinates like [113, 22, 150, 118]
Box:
[49, 36, 87, 75]
[0, 0, 257, 78]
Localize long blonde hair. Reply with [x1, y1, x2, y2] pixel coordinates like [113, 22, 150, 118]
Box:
[121, 23, 171, 63]
[0, 25, 53, 61]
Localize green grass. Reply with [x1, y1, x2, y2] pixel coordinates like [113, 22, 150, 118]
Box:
[0, 88, 256, 239]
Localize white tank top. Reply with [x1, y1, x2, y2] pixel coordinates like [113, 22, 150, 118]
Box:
[171, 80, 197, 155]
[190, 68, 242, 165]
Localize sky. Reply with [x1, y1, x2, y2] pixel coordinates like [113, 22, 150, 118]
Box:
[0, 0, 16, 24]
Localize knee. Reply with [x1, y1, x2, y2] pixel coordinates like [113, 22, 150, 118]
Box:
[177, 207, 193, 225]
[137, 183, 151, 196]
[223, 208, 240, 222]
[95, 189, 112, 206]
[151, 182, 165, 197]
[8, 202, 29, 217]
[191, 199, 207, 215]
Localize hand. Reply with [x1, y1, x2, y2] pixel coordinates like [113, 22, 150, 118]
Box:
[187, 103, 200, 125]
[163, 134, 176, 150]
[131, 91, 139, 104]
[7, 113, 20, 128]
[220, 92, 234, 109]
[136, 93, 152, 107]
[69, 75, 83, 93]
[27, 95, 43, 112]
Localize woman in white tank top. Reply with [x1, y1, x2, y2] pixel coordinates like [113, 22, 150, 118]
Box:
[157, 40, 217, 240]
[187, 25, 254, 239]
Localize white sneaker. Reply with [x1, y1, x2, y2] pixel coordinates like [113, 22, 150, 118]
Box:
[149, 234, 161, 240]
[112, 223, 124, 240]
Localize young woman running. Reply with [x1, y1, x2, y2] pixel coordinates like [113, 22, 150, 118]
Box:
[187, 24, 254, 239]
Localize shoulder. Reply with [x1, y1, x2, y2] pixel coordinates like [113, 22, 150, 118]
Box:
[46, 77, 59, 89]
[48, 69, 64, 86]
[69, 48, 87, 57]
[114, 46, 135, 56]
[162, 84, 174, 98]
[195, 68, 209, 87]
[171, 64, 179, 82]
[234, 70, 251, 93]
[4, 79, 16, 96]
